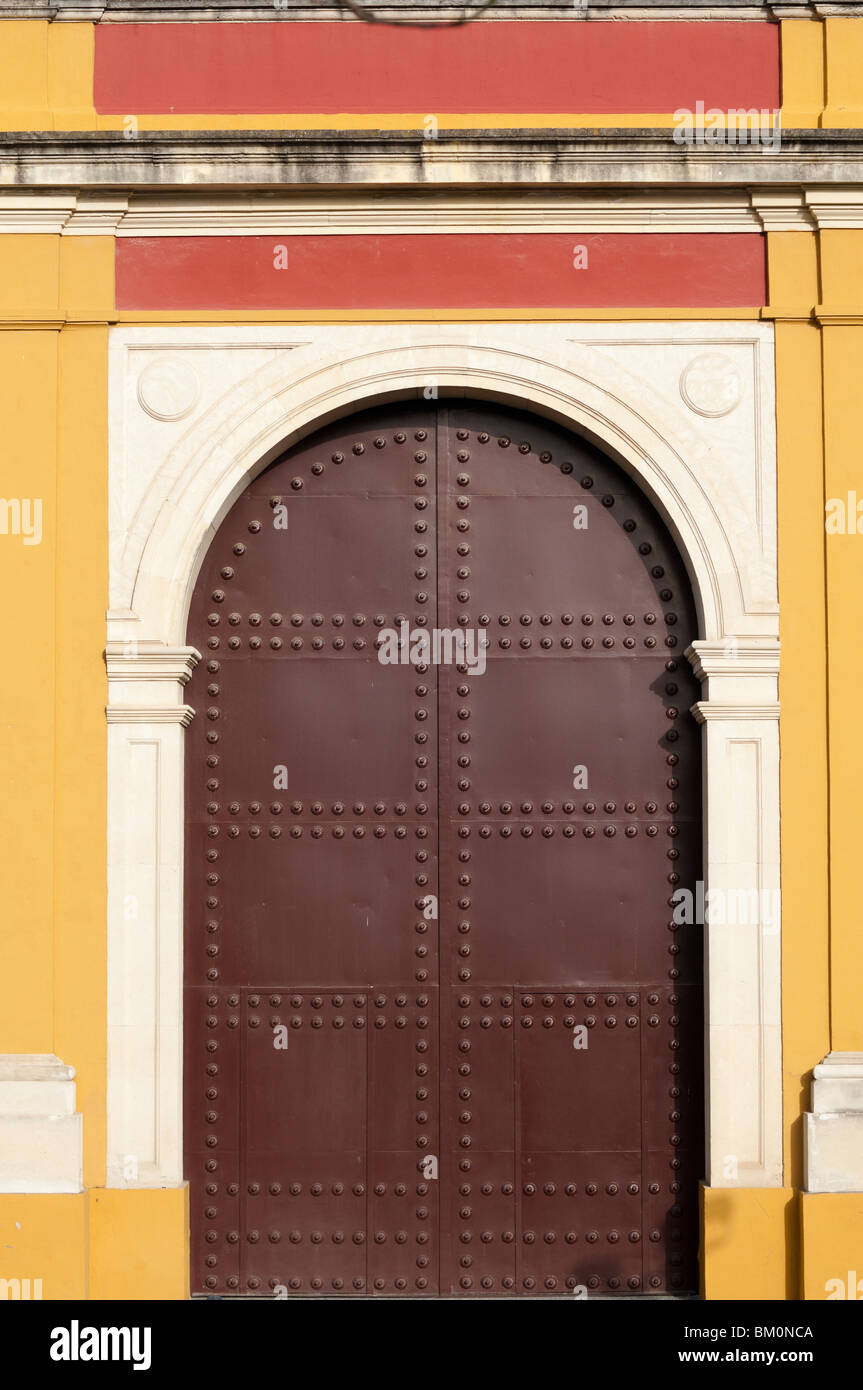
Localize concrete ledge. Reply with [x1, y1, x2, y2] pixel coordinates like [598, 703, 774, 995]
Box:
[0, 1053, 77, 1117]
[805, 1113, 863, 1193]
[805, 1052, 863, 1193]
[3, 130, 863, 192]
[0, 1055, 83, 1194]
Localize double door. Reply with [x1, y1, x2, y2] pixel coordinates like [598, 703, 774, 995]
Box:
[184, 400, 703, 1297]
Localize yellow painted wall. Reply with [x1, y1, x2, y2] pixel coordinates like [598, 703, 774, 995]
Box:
[769, 233, 831, 1196]
[819, 234, 863, 1056]
[0, 1190, 189, 1299]
[823, 17, 863, 127]
[89, 1188, 190, 1300]
[780, 19, 824, 129]
[701, 1187, 797, 1301]
[0, 324, 59, 1055]
[0, 231, 117, 1290]
[0, 1196, 88, 1300]
[801, 1194, 863, 1299]
[0, 13, 862, 1303]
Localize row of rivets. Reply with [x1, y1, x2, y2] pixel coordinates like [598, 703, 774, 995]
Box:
[196, 1275, 675, 1292]
[203, 1276, 430, 1291]
[205, 636, 418, 651]
[279, 429, 434, 493]
[200, 677, 220, 988]
[409, 538, 434, 984]
[485, 636, 675, 650]
[456, 823, 678, 839]
[206, 802, 439, 815]
[452, 540, 473, 984]
[451, 487, 475, 1163]
[209, 612, 407, 626]
[519, 1015, 639, 1028]
[476, 612, 672, 626]
[457, 993, 638, 1008]
[208, 600, 670, 633]
[208, 1229, 438, 1243]
[468, 801, 673, 815]
[210, 825, 435, 839]
[199, 643, 225, 991]
[224, 1182, 431, 1197]
[206, 995, 367, 1008]
[200, 1174, 682, 1199]
[211, 802, 428, 815]
[205, 633, 680, 653]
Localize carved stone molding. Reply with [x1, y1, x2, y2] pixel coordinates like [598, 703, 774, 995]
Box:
[687, 636, 782, 1188]
[105, 641, 200, 684]
[106, 705, 195, 725]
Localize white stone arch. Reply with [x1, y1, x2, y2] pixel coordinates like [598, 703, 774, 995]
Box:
[106, 333, 781, 1208]
[117, 342, 766, 649]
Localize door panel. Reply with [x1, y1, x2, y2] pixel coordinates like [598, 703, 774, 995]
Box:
[184, 399, 702, 1298]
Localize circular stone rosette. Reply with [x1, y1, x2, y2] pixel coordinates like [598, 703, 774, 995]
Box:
[137, 357, 202, 422]
[679, 353, 742, 419]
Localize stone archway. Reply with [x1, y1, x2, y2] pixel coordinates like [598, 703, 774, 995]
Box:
[105, 332, 781, 1227]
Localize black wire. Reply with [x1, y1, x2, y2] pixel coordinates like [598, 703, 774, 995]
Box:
[336, 0, 500, 28]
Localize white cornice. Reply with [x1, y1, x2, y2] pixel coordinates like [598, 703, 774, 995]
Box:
[687, 638, 781, 680]
[106, 704, 196, 725]
[105, 641, 200, 684]
[0, 1054, 76, 1085]
[0, 195, 76, 235]
[0, 190, 771, 237]
[63, 196, 129, 236]
[115, 192, 766, 236]
[0, 193, 127, 235]
[751, 189, 817, 233]
[5, 188, 863, 239]
[805, 188, 863, 230]
[691, 700, 781, 723]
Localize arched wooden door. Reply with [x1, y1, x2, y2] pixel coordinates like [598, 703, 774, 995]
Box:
[184, 400, 703, 1298]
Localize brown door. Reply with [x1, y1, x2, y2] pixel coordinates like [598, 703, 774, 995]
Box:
[184, 400, 703, 1298]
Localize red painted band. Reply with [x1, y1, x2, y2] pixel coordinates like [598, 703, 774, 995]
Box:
[95, 21, 780, 116]
[116, 233, 766, 310]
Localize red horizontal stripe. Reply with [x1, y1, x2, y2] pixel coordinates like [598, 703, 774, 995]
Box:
[116, 234, 765, 310]
[95, 21, 779, 116]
